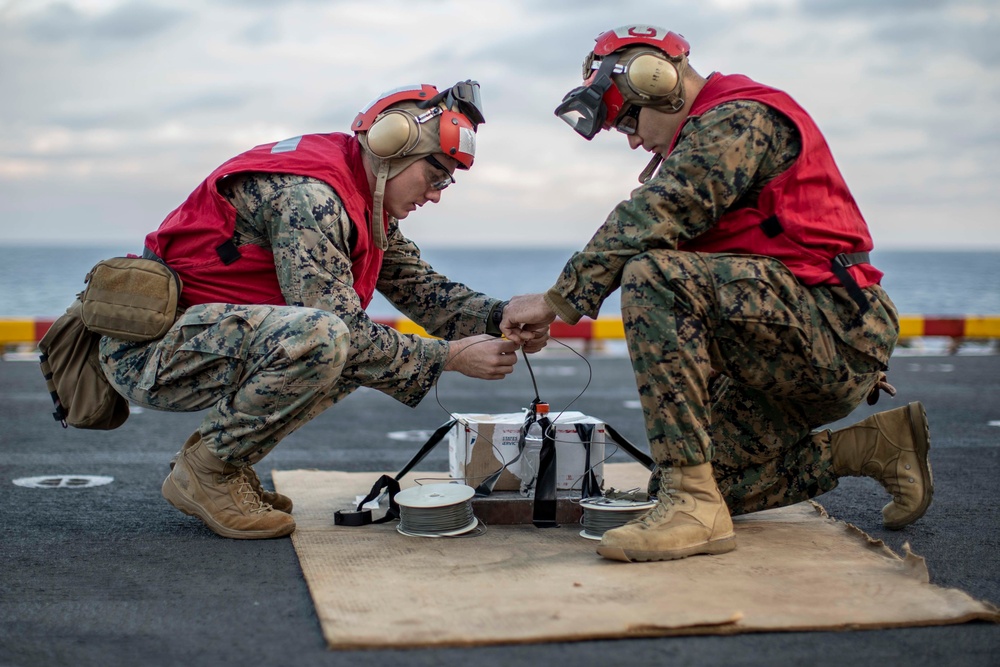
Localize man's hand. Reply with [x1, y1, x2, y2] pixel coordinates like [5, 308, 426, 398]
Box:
[444, 334, 520, 380]
[501, 294, 556, 346]
[519, 323, 551, 353]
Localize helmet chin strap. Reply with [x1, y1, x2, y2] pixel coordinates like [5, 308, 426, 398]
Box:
[638, 154, 663, 184]
[370, 158, 390, 251]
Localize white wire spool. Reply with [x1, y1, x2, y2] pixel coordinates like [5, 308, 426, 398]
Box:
[395, 483, 479, 538]
[579, 497, 658, 541]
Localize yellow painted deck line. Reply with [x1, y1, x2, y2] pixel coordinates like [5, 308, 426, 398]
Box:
[2, 315, 1000, 347]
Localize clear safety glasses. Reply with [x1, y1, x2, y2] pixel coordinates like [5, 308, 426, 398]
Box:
[424, 155, 456, 191]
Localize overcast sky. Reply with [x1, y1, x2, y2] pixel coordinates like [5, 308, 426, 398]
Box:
[1, 0, 998, 250]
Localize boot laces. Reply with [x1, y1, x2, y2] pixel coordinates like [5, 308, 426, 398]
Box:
[242, 465, 265, 494]
[241, 464, 282, 504]
[224, 470, 273, 514]
[637, 467, 684, 527]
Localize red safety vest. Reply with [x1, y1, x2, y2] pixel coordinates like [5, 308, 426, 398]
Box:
[145, 133, 384, 308]
[675, 74, 882, 288]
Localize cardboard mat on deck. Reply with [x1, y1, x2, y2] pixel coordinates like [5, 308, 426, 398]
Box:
[273, 464, 999, 649]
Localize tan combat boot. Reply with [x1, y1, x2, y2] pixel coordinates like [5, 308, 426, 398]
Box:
[162, 437, 296, 539]
[597, 462, 736, 562]
[831, 401, 933, 530]
[170, 432, 294, 514]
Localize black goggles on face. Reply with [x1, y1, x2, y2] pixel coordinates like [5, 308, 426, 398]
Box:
[553, 53, 620, 140]
[614, 104, 642, 136]
[421, 80, 486, 128]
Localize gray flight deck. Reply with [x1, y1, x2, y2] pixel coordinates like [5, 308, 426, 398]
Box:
[1, 346, 997, 666]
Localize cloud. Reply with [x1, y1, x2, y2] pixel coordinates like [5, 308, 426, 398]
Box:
[15, 1, 187, 46]
[800, 0, 949, 16]
[799, 0, 1000, 67]
[0, 0, 997, 249]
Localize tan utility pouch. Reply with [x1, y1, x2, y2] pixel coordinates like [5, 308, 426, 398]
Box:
[39, 299, 130, 430]
[81, 257, 183, 341]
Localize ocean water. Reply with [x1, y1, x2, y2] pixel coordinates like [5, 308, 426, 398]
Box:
[0, 244, 998, 320]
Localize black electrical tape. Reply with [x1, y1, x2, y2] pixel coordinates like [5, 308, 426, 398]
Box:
[334, 509, 372, 526]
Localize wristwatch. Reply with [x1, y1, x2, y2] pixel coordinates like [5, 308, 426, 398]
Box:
[486, 300, 508, 337]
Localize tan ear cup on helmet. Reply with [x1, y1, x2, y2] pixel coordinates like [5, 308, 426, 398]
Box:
[365, 109, 420, 159]
[624, 52, 680, 99]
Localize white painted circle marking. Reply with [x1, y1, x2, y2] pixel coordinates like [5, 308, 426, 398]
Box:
[13, 475, 114, 489]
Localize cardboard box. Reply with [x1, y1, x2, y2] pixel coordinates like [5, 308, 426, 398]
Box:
[448, 411, 605, 492]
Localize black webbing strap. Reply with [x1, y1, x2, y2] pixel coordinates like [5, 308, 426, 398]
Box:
[604, 423, 655, 471]
[472, 459, 508, 497]
[473, 404, 559, 526]
[349, 418, 458, 525]
[831, 252, 872, 315]
[532, 413, 558, 528]
[341, 416, 656, 528]
[574, 423, 601, 499]
[38, 352, 68, 428]
[755, 216, 872, 315]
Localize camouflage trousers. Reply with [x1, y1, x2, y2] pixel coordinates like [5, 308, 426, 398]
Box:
[99, 303, 351, 465]
[620, 251, 899, 516]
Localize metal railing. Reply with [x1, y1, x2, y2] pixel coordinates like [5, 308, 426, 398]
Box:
[3, 315, 999, 355]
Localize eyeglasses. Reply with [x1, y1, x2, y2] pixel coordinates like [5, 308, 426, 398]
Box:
[424, 155, 455, 191]
[614, 104, 642, 135]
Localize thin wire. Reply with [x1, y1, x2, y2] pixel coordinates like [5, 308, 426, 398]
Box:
[580, 503, 653, 538]
[398, 501, 475, 533]
[535, 338, 593, 425]
[414, 336, 609, 536]
[521, 346, 541, 402]
[567, 444, 620, 494]
[371, 336, 565, 537]
[431, 336, 596, 486]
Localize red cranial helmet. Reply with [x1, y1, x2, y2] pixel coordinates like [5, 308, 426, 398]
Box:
[353, 81, 483, 169]
[352, 81, 485, 249]
[591, 24, 690, 59]
[555, 25, 691, 140]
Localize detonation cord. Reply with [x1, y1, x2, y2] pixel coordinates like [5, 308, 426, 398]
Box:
[359, 335, 647, 537]
[424, 335, 595, 489]
[579, 498, 656, 539]
[398, 498, 477, 536]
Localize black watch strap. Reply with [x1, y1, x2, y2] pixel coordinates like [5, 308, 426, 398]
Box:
[486, 300, 508, 337]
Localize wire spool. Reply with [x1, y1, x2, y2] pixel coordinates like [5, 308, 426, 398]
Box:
[395, 483, 479, 538]
[579, 497, 658, 541]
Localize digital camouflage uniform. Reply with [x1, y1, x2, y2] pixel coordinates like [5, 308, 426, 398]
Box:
[100, 173, 500, 465]
[544, 101, 900, 516]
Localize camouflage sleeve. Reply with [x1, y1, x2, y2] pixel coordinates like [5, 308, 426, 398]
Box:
[220, 172, 449, 407]
[377, 221, 502, 340]
[547, 100, 801, 323]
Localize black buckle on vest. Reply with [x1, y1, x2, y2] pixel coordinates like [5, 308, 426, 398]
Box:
[831, 252, 872, 315]
[759, 216, 784, 239]
[216, 240, 242, 265]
